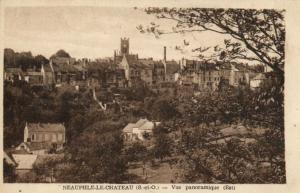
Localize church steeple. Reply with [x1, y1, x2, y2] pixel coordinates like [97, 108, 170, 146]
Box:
[120, 38, 129, 55]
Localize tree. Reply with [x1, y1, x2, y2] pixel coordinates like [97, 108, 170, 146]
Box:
[3, 160, 17, 182]
[4, 48, 15, 67]
[4, 48, 48, 70]
[125, 142, 148, 162]
[153, 133, 173, 161]
[139, 8, 285, 78]
[57, 130, 128, 183]
[4, 81, 33, 147]
[35, 55, 49, 67]
[51, 49, 71, 58]
[151, 98, 178, 121]
[68, 113, 87, 138]
[15, 51, 35, 71]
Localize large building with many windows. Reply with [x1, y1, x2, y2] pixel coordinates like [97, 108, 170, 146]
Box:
[179, 59, 251, 91]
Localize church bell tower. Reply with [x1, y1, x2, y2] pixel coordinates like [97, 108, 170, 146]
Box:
[120, 38, 129, 55]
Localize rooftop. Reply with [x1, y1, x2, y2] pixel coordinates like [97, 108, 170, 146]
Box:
[12, 154, 38, 170]
[123, 119, 160, 133]
[5, 67, 22, 73]
[26, 123, 65, 133]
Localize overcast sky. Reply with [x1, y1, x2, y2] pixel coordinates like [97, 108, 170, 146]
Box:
[4, 6, 227, 60]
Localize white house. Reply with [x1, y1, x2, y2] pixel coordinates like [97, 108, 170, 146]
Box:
[16, 123, 66, 155]
[123, 119, 160, 141]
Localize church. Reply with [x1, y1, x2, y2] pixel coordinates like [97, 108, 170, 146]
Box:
[114, 38, 179, 87]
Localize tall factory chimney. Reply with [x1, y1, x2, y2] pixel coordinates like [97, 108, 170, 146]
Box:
[163, 46, 167, 77]
[163, 46, 167, 61]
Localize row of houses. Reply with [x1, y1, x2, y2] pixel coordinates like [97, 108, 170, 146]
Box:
[115, 38, 268, 91]
[4, 57, 87, 87]
[4, 38, 267, 91]
[4, 118, 159, 182]
[178, 59, 267, 91]
[3, 38, 181, 90]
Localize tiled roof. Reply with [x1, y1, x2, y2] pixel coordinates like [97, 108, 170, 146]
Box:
[12, 154, 38, 170]
[25, 71, 42, 76]
[165, 60, 180, 74]
[87, 61, 110, 71]
[5, 67, 22, 73]
[12, 149, 30, 154]
[123, 123, 136, 133]
[123, 119, 159, 133]
[73, 64, 87, 72]
[25, 142, 57, 151]
[153, 61, 164, 68]
[217, 62, 250, 72]
[27, 123, 65, 133]
[123, 55, 154, 70]
[139, 59, 155, 69]
[51, 57, 76, 65]
[34, 154, 64, 165]
[125, 54, 139, 64]
[135, 119, 148, 127]
[139, 121, 159, 131]
[53, 63, 78, 73]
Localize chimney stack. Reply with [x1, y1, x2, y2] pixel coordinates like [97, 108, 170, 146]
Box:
[163, 46, 167, 61]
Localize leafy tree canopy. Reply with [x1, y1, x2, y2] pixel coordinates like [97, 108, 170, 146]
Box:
[51, 49, 71, 58]
[138, 8, 285, 77]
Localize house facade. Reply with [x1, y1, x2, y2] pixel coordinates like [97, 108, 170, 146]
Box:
[20, 123, 66, 154]
[123, 119, 160, 142]
[4, 67, 23, 82]
[24, 123, 65, 144]
[163, 60, 180, 82]
[179, 59, 251, 91]
[24, 68, 44, 86]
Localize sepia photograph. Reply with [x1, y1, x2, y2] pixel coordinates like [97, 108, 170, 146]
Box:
[2, 3, 286, 185]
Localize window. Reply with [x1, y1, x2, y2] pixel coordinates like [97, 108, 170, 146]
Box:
[52, 134, 57, 142]
[58, 134, 63, 141]
[31, 134, 35, 141]
[45, 133, 49, 141]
